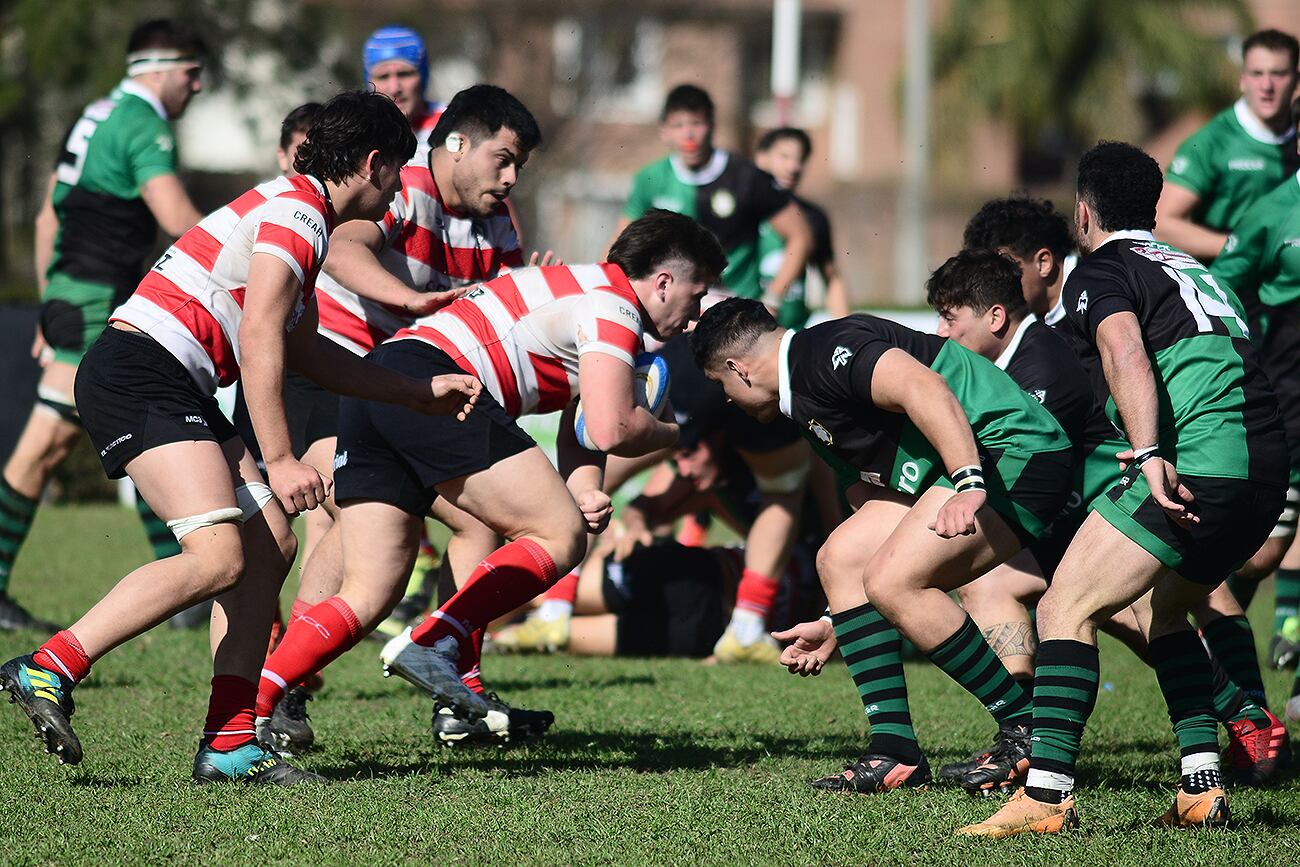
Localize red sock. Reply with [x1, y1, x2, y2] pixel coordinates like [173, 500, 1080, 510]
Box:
[411, 538, 558, 648]
[256, 596, 361, 716]
[734, 568, 780, 618]
[33, 630, 91, 683]
[204, 675, 258, 750]
[289, 599, 312, 621]
[544, 570, 580, 605]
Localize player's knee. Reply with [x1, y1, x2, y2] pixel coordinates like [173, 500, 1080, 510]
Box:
[188, 529, 246, 594]
[815, 535, 861, 590]
[543, 514, 588, 575]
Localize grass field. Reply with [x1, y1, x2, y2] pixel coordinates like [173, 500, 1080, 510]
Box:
[0, 504, 1298, 865]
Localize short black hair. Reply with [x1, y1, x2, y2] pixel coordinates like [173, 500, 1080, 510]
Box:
[691, 297, 778, 371]
[293, 91, 416, 183]
[1244, 28, 1299, 70]
[962, 196, 1072, 262]
[429, 84, 542, 153]
[926, 250, 1028, 318]
[662, 84, 714, 123]
[127, 19, 207, 58]
[608, 209, 728, 285]
[1076, 141, 1162, 233]
[279, 102, 322, 150]
[756, 127, 812, 160]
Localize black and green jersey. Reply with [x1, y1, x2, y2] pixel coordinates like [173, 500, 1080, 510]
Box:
[1059, 231, 1287, 483]
[758, 195, 834, 329]
[49, 79, 178, 293]
[1166, 100, 1300, 237]
[624, 150, 790, 297]
[779, 315, 1071, 538]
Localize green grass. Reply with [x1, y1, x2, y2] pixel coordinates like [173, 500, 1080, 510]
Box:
[0, 504, 1298, 864]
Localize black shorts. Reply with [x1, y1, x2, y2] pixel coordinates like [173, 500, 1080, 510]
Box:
[232, 370, 340, 465]
[332, 340, 534, 516]
[1094, 468, 1287, 584]
[602, 543, 729, 658]
[75, 327, 240, 479]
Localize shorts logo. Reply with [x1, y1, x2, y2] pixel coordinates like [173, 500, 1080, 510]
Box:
[1030, 388, 1047, 404]
[333, 450, 348, 471]
[100, 433, 132, 456]
[1076, 290, 1089, 314]
[808, 419, 833, 445]
[184, 415, 207, 426]
[831, 346, 853, 369]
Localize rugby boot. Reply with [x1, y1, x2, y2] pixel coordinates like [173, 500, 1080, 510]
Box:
[712, 628, 781, 664]
[432, 692, 554, 747]
[1154, 786, 1231, 828]
[192, 739, 325, 785]
[380, 628, 488, 719]
[0, 654, 81, 765]
[956, 788, 1079, 837]
[1269, 617, 1300, 670]
[958, 722, 1032, 796]
[810, 753, 931, 794]
[1221, 709, 1291, 787]
[938, 745, 993, 784]
[0, 594, 60, 633]
[491, 612, 570, 654]
[261, 686, 315, 752]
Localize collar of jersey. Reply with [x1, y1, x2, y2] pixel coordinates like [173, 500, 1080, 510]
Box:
[777, 328, 796, 418]
[669, 149, 730, 186]
[117, 78, 169, 121]
[1233, 98, 1294, 146]
[994, 313, 1038, 370]
[1095, 229, 1157, 251]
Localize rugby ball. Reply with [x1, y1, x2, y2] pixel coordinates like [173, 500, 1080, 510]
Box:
[574, 352, 671, 451]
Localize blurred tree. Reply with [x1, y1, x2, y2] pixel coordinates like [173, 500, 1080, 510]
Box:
[933, 0, 1252, 183]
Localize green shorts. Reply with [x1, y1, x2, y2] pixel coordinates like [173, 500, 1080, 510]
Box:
[40, 274, 131, 366]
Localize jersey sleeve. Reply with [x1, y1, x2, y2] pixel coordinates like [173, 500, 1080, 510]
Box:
[573, 288, 644, 366]
[814, 321, 895, 407]
[1066, 258, 1139, 339]
[126, 111, 179, 189]
[251, 195, 329, 287]
[623, 165, 655, 220]
[1210, 205, 1270, 304]
[1165, 126, 1217, 197]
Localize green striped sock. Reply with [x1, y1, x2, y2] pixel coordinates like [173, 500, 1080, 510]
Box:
[1150, 631, 1221, 761]
[926, 615, 1031, 726]
[831, 603, 920, 763]
[1028, 639, 1099, 782]
[1201, 615, 1267, 707]
[1209, 658, 1270, 727]
[1226, 572, 1259, 611]
[135, 497, 181, 560]
[1275, 568, 1300, 634]
[0, 476, 38, 594]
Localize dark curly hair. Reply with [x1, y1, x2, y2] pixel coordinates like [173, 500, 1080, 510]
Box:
[690, 297, 778, 371]
[1076, 141, 1162, 233]
[662, 84, 714, 123]
[428, 84, 542, 153]
[608, 209, 727, 285]
[293, 91, 415, 183]
[926, 249, 1027, 317]
[962, 196, 1072, 261]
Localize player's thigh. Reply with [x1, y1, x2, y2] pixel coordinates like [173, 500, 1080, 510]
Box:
[816, 490, 911, 607]
[8, 360, 81, 461]
[959, 548, 1048, 609]
[436, 446, 585, 544]
[126, 440, 240, 523]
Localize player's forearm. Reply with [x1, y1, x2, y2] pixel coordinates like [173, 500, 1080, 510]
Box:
[564, 464, 605, 505]
[1099, 333, 1161, 450]
[599, 409, 679, 457]
[292, 334, 424, 406]
[822, 271, 851, 318]
[239, 328, 295, 463]
[558, 402, 607, 483]
[323, 240, 421, 309]
[1156, 216, 1227, 263]
[33, 215, 56, 295]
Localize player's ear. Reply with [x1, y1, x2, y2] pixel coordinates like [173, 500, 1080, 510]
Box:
[988, 304, 1005, 331]
[1034, 247, 1054, 279]
[362, 148, 383, 180]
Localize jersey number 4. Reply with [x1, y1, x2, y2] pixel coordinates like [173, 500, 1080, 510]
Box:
[1165, 265, 1249, 338]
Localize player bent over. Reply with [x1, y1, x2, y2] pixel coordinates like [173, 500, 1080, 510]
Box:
[254, 210, 726, 746]
[0, 92, 481, 783]
[692, 298, 1074, 795]
[963, 142, 1287, 837]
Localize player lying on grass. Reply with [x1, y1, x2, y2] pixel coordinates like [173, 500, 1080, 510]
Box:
[930, 247, 1290, 788]
[0, 91, 483, 784]
[253, 210, 727, 752]
[962, 142, 1288, 837]
[692, 297, 1074, 797]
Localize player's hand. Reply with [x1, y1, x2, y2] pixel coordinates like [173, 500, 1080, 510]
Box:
[929, 489, 986, 538]
[413, 374, 481, 420]
[1136, 455, 1198, 526]
[527, 250, 561, 267]
[403, 287, 468, 316]
[266, 457, 330, 516]
[575, 489, 613, 534]
[772, 618, 838, 676]
[613, 506, 653, 560]
[30, 328, 50, 367]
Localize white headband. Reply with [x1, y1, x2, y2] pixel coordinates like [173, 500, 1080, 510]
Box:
[127, 49, 201, 76]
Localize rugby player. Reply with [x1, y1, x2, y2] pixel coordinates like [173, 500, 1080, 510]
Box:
[1156, 29, 1299, 263]
[693, 298, 1074, 796]
[961, 197, 1075, 325]
[619, 85, 812, 312]
[0, 91, 482, 784]
[963, 142, 1287, 836]
[364, 26, 444, 163]
[254, 210, 727, 748]
[0, 19, 206, 632]
[753, 127, 850, 327]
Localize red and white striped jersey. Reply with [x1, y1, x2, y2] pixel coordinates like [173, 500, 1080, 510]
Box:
[111, 175, 333, 394]
[410, 100, 445, 165]
[391, 264, 646, 418]
[315, 163, 522, 355]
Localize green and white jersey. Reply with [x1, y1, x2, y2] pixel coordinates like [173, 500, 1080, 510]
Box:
[1166, 99, 1300, 237]
[623, 150, 790, 297]
[49, 79, 178, 292]
[1059, 230, 1287, 483]
[1212, 172, 1300, 310]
